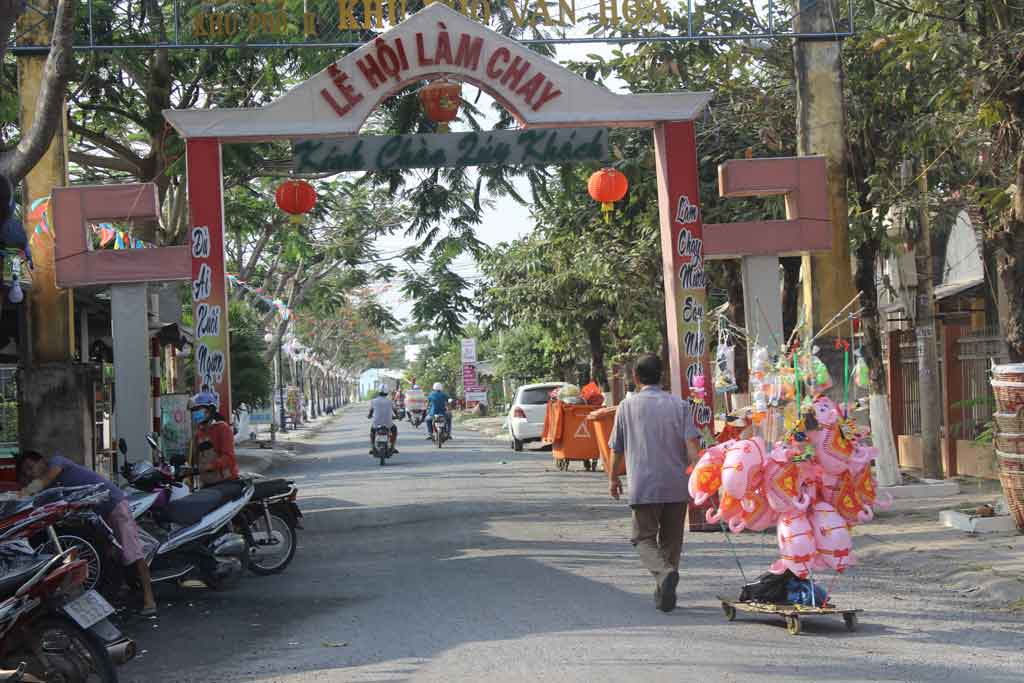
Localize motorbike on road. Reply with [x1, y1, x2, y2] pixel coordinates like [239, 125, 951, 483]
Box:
[371, 426, 395, 466]
[431, 415, 451, 448]
[408, 409, 425, 428]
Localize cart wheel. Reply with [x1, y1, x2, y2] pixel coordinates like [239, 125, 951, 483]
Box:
[785, 615, 802, 635]
[591, 459, 599, 472]
[721, 602, 736, 622]
[583, 460, 592, 471]
[843, 612, 858, 632]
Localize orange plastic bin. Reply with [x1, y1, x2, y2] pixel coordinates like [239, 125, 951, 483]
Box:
[587, 406, 624, 476]
[543, 401, 601, 471]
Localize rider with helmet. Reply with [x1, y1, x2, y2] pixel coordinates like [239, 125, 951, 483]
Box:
[425, 382, 452, 439]
[190, 390, 239, 488]
[368, 386, 399, 453]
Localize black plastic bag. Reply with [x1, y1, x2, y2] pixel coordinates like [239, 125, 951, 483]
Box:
[739, 570, 796, 604]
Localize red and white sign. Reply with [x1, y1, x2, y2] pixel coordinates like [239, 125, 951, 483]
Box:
[164, 4, 711, 141]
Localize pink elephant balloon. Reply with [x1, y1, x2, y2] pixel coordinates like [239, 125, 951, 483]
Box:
[811, 502, 855, 572]
[810, 396, 840, 428]
[763, 445, 812, 513]
[770, 512, 818, 578]
[721, 437, 766, 503]
[705, 492, 745, 527]
[729, 489, 779, 533]
[688, 443, 728, 506]
[811, 426, 859, 475]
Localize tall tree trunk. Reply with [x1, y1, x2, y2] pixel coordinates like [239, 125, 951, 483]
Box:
[855, 236, 901, 487]
[996, 151, 1024, 362]
[584, 319, 609, 389]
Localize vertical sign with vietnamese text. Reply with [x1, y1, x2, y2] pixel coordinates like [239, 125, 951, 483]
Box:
[186, 139, 232, 416]
[461, 338, 479, 397]
[653, 121, 712, 430]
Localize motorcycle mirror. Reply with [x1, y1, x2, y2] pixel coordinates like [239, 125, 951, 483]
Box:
[118, 438, 127, 454]
[146, 434, 159, 450]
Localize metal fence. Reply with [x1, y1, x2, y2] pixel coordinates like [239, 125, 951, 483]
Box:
[956, 325, 1007, 439]
[883, 324, 1007, 439]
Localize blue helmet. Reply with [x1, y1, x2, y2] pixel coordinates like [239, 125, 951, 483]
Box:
[189, 391, 219, 411]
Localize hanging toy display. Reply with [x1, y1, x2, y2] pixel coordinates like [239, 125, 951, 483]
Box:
[802, 346, 833, 396]
[853, 349, 869, 389]
[714, 319, 738, 394]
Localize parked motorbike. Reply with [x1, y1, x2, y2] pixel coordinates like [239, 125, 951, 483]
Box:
[371, 425, 395, 466]
[118, 454, 253, 591]
[0, 491, 135, 681]
[126, 435, 299, 577]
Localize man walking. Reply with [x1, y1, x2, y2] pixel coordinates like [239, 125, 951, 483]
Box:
[608, 353, 703, 612]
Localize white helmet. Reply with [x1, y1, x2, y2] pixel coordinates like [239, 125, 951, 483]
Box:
[432, 382, 443, 391]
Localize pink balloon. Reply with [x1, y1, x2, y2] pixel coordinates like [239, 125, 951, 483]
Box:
[810, 396, 840, 428]
[770, 512, 818, 578]
[763, 446, 812, 513]
[810, 502, 856, 572]
[721, 437, 766, 503]
[688, 442, 727, 506]
[706, 492, 744, 527]
[729, 489, 779, 532]
[813, 426, 859, 475]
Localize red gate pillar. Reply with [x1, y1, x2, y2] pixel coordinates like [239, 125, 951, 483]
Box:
[185, 139, 233, 418]
[653, 121, 712, 430]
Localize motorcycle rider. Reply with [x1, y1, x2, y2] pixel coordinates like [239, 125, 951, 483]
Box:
[17, 450, 159, 616]
[368, 386, 399, 454]
[190, 391, 240, 491]
[425, 382, 452, 440]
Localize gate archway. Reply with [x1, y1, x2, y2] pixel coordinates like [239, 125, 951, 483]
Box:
[165, 3, 713, 427]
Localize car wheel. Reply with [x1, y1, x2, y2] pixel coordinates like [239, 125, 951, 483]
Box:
[511, 435, 523, 452]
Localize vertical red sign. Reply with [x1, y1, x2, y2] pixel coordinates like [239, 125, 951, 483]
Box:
[653, 121, 712, 429]
[186, 138, 233, 418]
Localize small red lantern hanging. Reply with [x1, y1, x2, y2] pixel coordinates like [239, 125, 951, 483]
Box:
[588, 168, 629, 222]
[275, 179, 317, 224]
[419, 78, 462, 133]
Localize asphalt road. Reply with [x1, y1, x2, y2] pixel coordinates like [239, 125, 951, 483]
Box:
[120, 409, 1023, 682]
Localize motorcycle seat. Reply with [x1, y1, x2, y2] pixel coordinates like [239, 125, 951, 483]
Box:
[253, 479, 291, 500]
[0, 556, 52, 599]
[160, 489, 226, 526]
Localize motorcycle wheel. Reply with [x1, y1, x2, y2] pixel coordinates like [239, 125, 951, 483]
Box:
[378, 454, 386, 466]
[46, 529, 120, 600]
[247, 513, 296, 576]
[19, 615, 118, 683]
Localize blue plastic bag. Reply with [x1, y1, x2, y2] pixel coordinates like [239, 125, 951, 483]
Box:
[786, 577, 828, 607]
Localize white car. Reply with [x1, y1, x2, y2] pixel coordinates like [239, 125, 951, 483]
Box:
[507, 382, 567, 451]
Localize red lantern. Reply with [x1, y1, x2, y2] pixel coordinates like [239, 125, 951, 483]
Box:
[588, 168, 629, 222]
[275, 179, 317, 224]
[419, 79, 461, 133]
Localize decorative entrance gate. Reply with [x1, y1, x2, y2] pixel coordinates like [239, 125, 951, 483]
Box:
[165, 3, 714, 425]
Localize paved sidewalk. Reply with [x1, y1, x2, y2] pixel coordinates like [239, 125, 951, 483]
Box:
[856, 482, 1023, 609]
[236, 407, 353, 474]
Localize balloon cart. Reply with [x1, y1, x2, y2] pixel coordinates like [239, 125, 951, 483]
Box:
[693, 300, 875, 635]
[717, 595, 861, 635]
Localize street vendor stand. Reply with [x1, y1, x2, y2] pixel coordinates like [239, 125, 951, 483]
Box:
[542, 400, 601, 471]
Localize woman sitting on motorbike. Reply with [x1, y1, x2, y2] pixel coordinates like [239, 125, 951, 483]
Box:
[190, 390, 240, 493]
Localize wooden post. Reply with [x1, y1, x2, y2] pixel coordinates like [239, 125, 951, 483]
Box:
[941, 322, 966, 477]
[886, 329, 904, 441]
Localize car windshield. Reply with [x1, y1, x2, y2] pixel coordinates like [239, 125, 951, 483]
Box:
[518, 387, 557, 405]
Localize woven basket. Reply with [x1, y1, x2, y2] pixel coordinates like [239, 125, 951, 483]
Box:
[995, 432, 1024, 455]
[994, 412, 1024, 434]
[996, 450, 1024, 531]
[991, 381, 1024, 414]
[992, 363, 1024, 384]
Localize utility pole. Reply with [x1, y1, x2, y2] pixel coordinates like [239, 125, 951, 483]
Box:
[908, 160, 943, 479]
[792, 0, 857, 330]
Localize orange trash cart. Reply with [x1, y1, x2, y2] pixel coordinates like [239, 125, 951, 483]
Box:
[587, 406, 623, 476]
[543, 401, 601, 471]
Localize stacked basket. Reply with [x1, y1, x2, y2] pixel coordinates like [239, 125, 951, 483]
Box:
[991, 363, 1024, 531]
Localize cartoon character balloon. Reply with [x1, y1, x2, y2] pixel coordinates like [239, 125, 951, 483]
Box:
[810, 502, 855, 572]
[770, 513, 819, 578]
[720, 438, 766, 507]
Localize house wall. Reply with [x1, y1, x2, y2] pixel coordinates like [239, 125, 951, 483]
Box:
[897, 434, 999, 479]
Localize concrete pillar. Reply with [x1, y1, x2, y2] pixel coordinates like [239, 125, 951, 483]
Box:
[741, 255, 785, 352]
[111, 284, 152, 464]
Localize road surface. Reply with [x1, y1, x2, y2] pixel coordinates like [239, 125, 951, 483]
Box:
[120, 408, 1023, 682]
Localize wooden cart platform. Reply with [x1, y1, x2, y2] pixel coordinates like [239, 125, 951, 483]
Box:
[717, 596, 862, 635]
